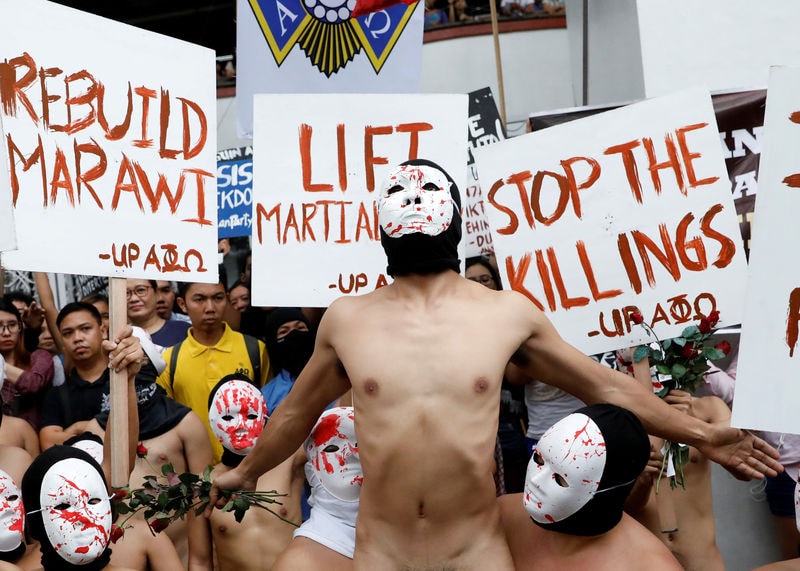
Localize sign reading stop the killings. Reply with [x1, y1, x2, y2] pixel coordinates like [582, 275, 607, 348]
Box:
[474, 88, 747, 355]
[0, 0, 218, 280]
[250, 93, 467, 307]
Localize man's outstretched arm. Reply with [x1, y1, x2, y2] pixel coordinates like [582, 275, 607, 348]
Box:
[509, 293, 782, 481]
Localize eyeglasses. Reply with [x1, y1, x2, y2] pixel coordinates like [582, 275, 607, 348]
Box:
[0, 321, 21, 333]
[126, 285, 152, 300]
[468, 274, 496, 286]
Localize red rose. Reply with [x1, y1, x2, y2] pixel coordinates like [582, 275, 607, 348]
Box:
[715, 340, 732, 355]
[708, 310, 720, 327]
[681, 343, 695, 358]
[110, 525, 124, 544]
[111, 489, 129, 502]
[136, 444, 148, 458]
[631, 312, 644, 325]
[698, 318, 712, 334]
[149, 518, 170, 534]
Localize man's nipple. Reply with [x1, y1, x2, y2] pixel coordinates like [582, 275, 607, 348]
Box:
[364, 379, 380, 396]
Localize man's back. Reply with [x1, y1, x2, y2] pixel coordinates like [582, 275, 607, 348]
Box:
[326, 274, 531, 569]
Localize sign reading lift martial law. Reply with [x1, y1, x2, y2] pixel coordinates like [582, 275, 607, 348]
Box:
[251, 93, 467, 307]
[0, 0, 218, 280]
[474, 88, 747, 355]
[733, 67, 800, 434]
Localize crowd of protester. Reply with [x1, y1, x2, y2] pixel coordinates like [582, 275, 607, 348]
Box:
[0, 238, 795, 570]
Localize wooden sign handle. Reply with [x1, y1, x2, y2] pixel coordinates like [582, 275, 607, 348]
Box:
[108, 277, 129, 489]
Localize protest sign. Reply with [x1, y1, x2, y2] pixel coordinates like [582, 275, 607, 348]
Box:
[733, 67, 800, 433]
[250, 93, 467, 307]
[217, 146, 254, 239]
[464, 87, 506, 258]
[0, 0, 218, 282]
[529, 88, 766, 259]
[475, 88, 747, 355]
[0, 116, 16, 252]
[236, 0, 423, 138]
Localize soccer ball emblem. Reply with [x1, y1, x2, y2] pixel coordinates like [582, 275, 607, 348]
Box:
[305, 0, 358, 23]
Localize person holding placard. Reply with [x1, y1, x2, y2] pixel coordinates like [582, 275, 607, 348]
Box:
[206, 159, 782, 571]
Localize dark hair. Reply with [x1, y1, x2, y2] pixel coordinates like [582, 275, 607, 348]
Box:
[80, 293, 109, 306]
[0, 299, 22, 322]
[465, 256, 503, 289]
[178, 265, 227, 299]
[56, 301, 102, 329]
[2, 290, 34, 308]
[227, 279, 250, 294]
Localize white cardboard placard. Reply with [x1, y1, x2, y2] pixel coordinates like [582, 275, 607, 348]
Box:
[733, 66, 800, 433]
[251, 93, 467, 307]
[0, 0, 218, 281]
[474, 88, 747, 355]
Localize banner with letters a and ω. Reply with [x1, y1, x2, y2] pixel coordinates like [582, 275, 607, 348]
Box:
[0, 0, 218, 282]
[236, 0, 423, 139]
[217, 147, 254, 239]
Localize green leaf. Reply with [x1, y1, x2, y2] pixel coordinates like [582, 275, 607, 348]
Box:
[655, 364, 671, 375]
[115, 503, 131, 515]
[633, 345, 650, 363]
[673, 444, 690, 466]
[672, 336, 686, 347]
[702, 347, 725, 360]
[234, 508, 246, 523]
[220, 500, 235, 513]
[233, 498, 251, 511]
[670, 363, 687, 379]
[681, 325, 699, 338]
[161, 464, 175, 476]
[157, 492, 169, 509]
[202, 466, 213, 481]
[179, 472, 199, 485]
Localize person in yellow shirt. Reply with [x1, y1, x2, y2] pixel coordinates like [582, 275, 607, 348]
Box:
[157, 278, 269, 463]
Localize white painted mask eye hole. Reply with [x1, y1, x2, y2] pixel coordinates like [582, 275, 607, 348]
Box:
[209, 380, 268, 455]
[522, 413, 606, 524]
[378, 165, 454, 238]
[0, 469, 23, 553]
[40, 458, 112, 565]
[305, 407, 362, 501]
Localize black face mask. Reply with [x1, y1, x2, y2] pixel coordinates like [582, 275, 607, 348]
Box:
[379, 159, 462, 277]
[273, 329, 314, 377]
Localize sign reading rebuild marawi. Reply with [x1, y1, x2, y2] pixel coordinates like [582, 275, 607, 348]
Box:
[733, 67, 800, 434]
[0, 0, 218, 281]
[474, 88, 748, 356]
[250, 93, 467, 307]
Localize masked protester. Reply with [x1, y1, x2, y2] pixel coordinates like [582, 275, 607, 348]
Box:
[261, 309, 315, 414]
[22, 446, 114, 571]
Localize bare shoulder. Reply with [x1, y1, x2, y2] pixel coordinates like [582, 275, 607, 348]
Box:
[618, 514, 682, 569]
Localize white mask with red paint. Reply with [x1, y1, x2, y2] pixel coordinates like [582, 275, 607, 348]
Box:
[378, 164, 454, 238]
[305, 407, 362, 501]
[39, 458, 112, 565]
[0, 469, 23, 554]
[209, 379, 268, 455]
[523, 412, 606, 524]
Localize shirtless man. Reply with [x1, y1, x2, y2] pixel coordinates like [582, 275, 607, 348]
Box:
[86, 330, 213, 570]
[207, 159, 782, 570]
[626, 389, 730, 570]
[498, 404, 682, 571]
[207, 374, 305, 571]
